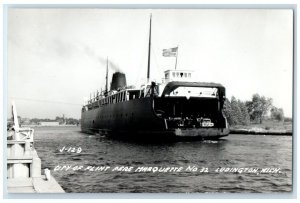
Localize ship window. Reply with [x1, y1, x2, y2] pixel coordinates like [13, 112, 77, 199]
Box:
[165, 73, 169, 79]
[172, 72, 175, 77]
[188, 73, 191, 77]
[180, 72, 183, 77]
[176, 72, 179, 77]
[184, 73, 187, 77]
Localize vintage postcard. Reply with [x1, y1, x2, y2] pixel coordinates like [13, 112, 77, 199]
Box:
[5, 7, 294, 195]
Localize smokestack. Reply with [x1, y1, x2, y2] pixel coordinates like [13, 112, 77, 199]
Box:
[110, 72, 127, 91]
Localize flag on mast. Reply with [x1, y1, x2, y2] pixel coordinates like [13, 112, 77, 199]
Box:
[162, 47, 178, 57]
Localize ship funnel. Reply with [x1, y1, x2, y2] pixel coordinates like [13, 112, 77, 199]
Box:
[110, 72, 127, 90]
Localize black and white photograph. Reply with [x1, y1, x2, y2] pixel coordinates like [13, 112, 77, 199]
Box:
[5, 7, 293, 194]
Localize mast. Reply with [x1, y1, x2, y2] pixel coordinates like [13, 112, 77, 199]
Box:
[105, 57, 108, 96]
[147, 14, 152, 83]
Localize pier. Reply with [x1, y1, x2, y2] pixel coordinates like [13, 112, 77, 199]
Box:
[7, 102, 65, 193]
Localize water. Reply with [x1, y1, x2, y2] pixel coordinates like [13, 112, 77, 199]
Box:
[33, 126, 292, 193]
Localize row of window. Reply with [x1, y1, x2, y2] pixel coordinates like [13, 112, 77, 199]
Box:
[84, 86, 158, 112]
[165, 72, 192, 79]
[87, 91, 128, 108]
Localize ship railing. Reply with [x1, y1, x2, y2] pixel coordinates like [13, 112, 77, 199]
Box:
[19, 128, 34, 142]
[7, 127, 34, 149]
[86, 88, 143, 108]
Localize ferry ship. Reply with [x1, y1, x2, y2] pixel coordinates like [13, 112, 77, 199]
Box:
[80, 15, 229, 139]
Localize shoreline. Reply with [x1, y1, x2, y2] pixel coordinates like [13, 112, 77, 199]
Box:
[229, 128, 292, 135]
[22, 125, 293, 136]
[22, 124, 293, 136]
[21, 124, 78, 127]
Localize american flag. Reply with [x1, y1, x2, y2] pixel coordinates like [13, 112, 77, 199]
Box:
[162, 47, 178, 57]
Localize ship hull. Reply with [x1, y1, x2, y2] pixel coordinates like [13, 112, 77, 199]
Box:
[81, 97, 229, 139]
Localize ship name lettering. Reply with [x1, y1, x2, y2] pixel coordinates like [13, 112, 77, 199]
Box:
[54, 165, 72, 171]
[85, 166, 111, 172]
[112, 166, 134, 172]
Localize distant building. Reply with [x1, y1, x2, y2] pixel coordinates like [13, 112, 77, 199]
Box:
[38, 122, 59, 126]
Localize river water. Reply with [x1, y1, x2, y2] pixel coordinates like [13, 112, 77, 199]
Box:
[33, 126, 292, 193]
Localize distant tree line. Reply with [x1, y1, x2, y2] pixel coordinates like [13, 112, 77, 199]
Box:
[27, 116, 80, 125]
[223, 93, 285, 126]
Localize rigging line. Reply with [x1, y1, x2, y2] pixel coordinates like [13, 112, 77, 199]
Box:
[9, 97, 82, 106]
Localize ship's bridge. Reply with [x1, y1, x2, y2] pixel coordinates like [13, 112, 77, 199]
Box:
[164, 70, 194, 83]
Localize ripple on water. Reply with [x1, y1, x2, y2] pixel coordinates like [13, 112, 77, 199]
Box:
[33, 127, 293, 193]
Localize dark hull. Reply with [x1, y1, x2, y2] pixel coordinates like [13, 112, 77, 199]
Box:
[81, 97, 229, 139]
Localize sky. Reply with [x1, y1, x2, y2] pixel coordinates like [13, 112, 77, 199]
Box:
[7, 9, 293, 119]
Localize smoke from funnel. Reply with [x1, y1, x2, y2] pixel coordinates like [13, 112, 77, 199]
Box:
[98, 57, 121, 72]
[83, 44, 122, 72]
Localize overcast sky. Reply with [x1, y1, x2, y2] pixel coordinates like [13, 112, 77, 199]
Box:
[7, 9, 293, 119]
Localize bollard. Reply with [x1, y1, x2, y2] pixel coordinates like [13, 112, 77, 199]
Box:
[44, 168, 51, 181]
